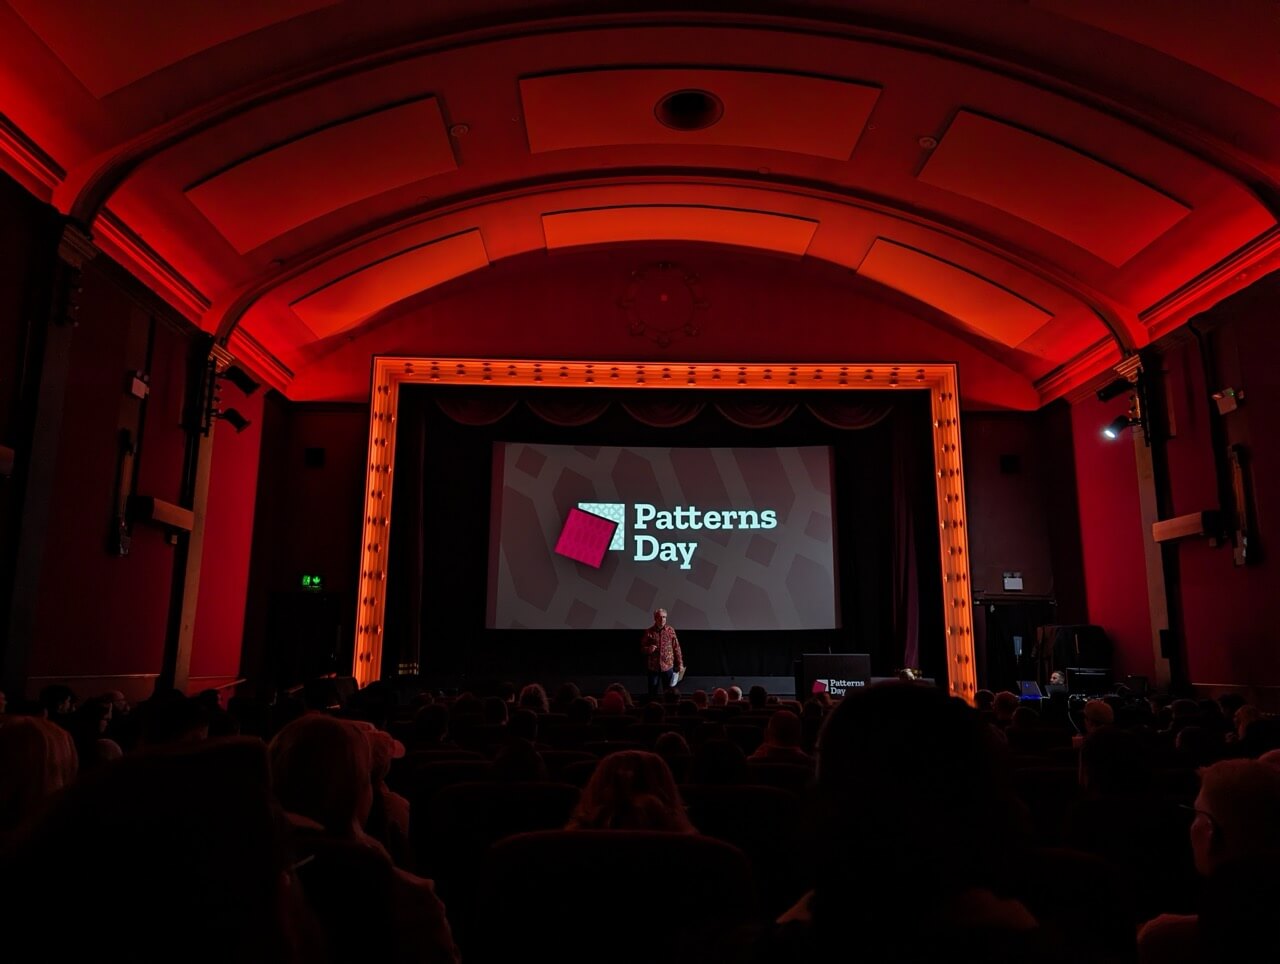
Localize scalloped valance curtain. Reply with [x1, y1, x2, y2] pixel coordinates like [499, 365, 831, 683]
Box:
[435, 394, 893, 431]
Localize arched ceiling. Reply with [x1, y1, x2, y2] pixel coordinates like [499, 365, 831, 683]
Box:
[1, 1, 1277, 408]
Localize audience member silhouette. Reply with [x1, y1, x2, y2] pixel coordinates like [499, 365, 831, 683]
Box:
[1138, 759, 1280, 964]
[779, 682, 1038, 960]
[0, 716, 77, 842]
[566, 750, 694, 832]
[748, 710, 812, 765]
[518, 683, 550, 714]
[269, 714, 460, 963]
[3, 738, 310, 962]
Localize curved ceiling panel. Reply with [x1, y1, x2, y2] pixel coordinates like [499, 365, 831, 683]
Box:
[521, 68, 879, 160]
[8, 0, 338, 97]
[542, 205, 818, 254]
[4, 5, 1280, 408]
[857, 238, 1053, 348]
[918, 111, 1191, 266]
[185, 96, 455, 253]
[290, 228, 489, 339]
[1031, 0, 1280, 107]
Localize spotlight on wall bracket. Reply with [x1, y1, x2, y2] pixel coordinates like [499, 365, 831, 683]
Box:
[1101, 415, 1137, 440]
[219, 364, 260, 396]
[217, 408, 251, 433]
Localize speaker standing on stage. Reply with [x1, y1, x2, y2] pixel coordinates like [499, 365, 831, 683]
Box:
[642, 608, 684, 699]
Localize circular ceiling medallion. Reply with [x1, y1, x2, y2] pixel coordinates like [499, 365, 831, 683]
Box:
[655, 89, 724, 131]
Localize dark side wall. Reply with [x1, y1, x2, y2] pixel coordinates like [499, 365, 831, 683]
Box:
[0, 172, 264, 699]
[241, 400, 367, 685]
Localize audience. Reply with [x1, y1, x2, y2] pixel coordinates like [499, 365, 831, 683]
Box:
[654, 730, 692, 782]
[411, 702, 453, 748]
[1071, 697, 1115, 748]
[552, 681, 581, 712]
[269, 714, 460, 963]
[748, 710, 812, 765]
[772, 682, 1038, 959]
[992, 690, 1020, 727]
[3, 738, 310, 962]
[1138, 760, 1280, 963]
[0, 716, 78, 841]
[566, 750, 694, 832]
[517, 683, 549, 714]
[603, 682, 634, 709]
[6, 669, 1279, 963]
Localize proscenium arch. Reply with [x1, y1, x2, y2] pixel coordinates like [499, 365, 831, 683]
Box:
[205, 171, 1138, 355]
[353, 357, 979, 703]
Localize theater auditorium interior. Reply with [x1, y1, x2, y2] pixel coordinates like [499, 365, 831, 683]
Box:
[2, 3, 1280, 961]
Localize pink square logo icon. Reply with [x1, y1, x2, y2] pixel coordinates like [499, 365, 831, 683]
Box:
[555, 507, 619, 568]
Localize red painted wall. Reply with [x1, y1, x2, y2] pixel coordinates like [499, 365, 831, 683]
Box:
[190, 380, 264, 681]
[1070, 392, 1155, 679]
[287, 245, 1042, 412]
[28, 259, 184, 682]
[1161, 282, 1280, 690]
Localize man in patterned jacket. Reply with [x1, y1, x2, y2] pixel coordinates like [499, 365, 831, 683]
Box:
[641, 608, 684, 700]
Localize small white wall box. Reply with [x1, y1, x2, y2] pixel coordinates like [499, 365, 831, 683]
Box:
[1002, 572, 1024, 591]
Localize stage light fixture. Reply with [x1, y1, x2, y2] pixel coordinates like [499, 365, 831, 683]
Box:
[218, 408, 251, 433]
[1101, 415, 1135, 440]
[1095, 377, 1131, 402]
[220, 365, 260, 396]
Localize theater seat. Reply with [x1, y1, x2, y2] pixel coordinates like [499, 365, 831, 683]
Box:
[474, 830, 759, 962]
[559, 759, 599, 787]
[540, 749, 596, 780]
[681, 784, 806, 915]
[1010, 767, 1079, 844]
[583, 740, 646, 758]
[404, 759, 493, 810]
[1007, 847, 1135, 962]
[745, 761, 813, 792]
[418, 781, 581, 946]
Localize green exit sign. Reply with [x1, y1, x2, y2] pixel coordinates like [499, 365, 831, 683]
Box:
[300, 574, 323, 591]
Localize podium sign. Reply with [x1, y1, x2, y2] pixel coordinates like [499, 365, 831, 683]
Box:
[799, 653, 872, 698]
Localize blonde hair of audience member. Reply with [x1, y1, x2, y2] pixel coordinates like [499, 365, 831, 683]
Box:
[1083, 699, 1115, 731]
[1232, 705, 1260, 742]
[727, 685, 743, 703]
[0, 716, 78, 834]
[567, 750, 694, 833]
[1190, 759, 1280, 876]
[269, 714, 374, 835]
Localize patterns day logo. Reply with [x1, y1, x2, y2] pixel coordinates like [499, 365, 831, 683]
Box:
[555, 500, 778, 570]
[552, 506, 619, 569]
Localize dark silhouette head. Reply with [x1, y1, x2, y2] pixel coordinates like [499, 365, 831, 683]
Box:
[567, 751, 692, 832]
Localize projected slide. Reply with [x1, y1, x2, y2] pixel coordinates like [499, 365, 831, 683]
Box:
[486, 443, 838, 631]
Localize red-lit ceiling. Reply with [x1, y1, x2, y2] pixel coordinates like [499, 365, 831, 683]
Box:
[0, 0, 1277, 408]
